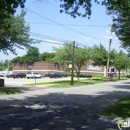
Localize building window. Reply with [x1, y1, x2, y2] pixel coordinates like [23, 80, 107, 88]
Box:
[87, 65, 101, 71]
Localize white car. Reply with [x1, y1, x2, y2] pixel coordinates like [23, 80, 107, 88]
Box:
[26, 72, 42, 79]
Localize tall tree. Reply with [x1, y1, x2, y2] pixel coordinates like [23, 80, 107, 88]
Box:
[91, 44, 116, 67]
[52, 42, 91, 82]
[39, 52, 55, 61]
[113, 50, 128, 79]
[12, 47, 40, 63]
[25, 46, 40, 63]
[0, 10, 37, 55]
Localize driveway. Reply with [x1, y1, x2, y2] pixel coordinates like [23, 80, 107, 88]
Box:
[0, 80, 130, 130]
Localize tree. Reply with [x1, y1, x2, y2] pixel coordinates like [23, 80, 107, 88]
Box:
[0, 10, 37, 55]
[60, 0, 130, 18]
[12, 47, 40, 63]
[1, 0, 129, 18]
[25, 46, 40, 63]
[110, 9, 130, 49]
[0, 0, 25, 15]
[91, 44, 116, 66]
[52, 42, 91, 82]
[113, 50, 128, 79]
[39, 52, 55, 61]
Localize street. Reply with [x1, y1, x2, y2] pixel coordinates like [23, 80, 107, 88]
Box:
[0, 79, 130, 130]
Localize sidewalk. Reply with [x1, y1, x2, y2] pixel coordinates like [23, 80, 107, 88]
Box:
[0, 80, 130, 130]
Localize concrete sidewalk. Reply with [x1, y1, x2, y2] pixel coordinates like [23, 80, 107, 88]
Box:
[0, 80, 130, 130]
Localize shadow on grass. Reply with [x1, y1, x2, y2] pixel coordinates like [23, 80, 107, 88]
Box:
[0, 84, 130, 129]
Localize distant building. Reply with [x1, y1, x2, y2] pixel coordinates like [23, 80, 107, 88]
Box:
[13, 61, 126, 76]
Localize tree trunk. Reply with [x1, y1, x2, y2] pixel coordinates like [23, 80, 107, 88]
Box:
[118, 70, 120, 79]
[77, 67, 81, 83]
[126, 69, 127, 79]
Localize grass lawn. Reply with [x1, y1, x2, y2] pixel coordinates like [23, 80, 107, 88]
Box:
[23, 77, 127, 88]
[24, 78, 105, 88]
[0, 88, 22, 95]
[100, 97, 130, 118]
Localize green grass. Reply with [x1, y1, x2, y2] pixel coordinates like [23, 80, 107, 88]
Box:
[100, 97, 130, 118]
[23, 77, 129, 88]
[0, 88, 22, 95]
[23, 78, 107, 88]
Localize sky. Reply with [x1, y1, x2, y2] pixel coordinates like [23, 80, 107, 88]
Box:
[0, 0, 125, 61]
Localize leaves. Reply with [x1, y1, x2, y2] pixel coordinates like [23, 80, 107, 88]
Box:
[0, 10, 38, 55]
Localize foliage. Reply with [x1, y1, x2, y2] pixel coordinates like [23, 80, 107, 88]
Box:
[52, 42, 91, 81]
[39, 52, 55, 62]
[113, 50, 129, 79]
[0, 0, 25, 15]
[59, 0, 130, 18]
[91, 44, 116, 67]
[0, 60, 12, 71]
[0, 10, 37, 55]
[12, 47, 40, 63]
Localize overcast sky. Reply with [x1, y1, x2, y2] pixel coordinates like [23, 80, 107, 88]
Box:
[1, 0, 124, 61]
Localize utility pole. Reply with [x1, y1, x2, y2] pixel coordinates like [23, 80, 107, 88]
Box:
[70, 41, 75, 85]
[106, 26, 113, 81]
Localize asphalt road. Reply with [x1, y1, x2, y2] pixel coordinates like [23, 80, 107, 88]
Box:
[0, 79, 130, 130]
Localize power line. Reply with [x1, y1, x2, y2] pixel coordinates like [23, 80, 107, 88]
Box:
[32, 38, 64, 45]
[30, 32, 72, 43]
[25, 8, 103, 41]
[28, 22, 109, 27]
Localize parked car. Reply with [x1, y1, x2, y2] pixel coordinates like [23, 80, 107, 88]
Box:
[60, 73, 68, 77]
[45, 73, 50, 77]
[50, 73, 62, 78]
[86, 73, 92, 78]
[6, 74, 13, 78]
[13, 73, 26, 78]
[78, 73, 86, 78]
[0, 73, 6, 77]
[26, 72, 42, 79]
[40, 73, 45, 78]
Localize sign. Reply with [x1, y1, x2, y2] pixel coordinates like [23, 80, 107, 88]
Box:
[69, 64, 72, 68]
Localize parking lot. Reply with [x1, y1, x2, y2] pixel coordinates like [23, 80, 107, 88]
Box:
[1, 77, 71, 86]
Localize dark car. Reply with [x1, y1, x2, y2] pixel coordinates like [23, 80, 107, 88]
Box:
[86, 73, 92, 78]
[6, 74, 13, 78]
[78, 73, 86, 78]
[60, 73, 68, 77]
[13, 73, 26, 78]
[50, 73, 62, 78]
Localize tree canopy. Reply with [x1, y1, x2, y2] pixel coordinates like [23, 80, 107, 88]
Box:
[113, 50, 129, 79]
[90, 44, 116, 67]
[0, 10, 37, 55]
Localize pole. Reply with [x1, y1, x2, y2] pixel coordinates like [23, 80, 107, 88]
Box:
[70, 41, 75, 85]
[106, 27, 113, 81]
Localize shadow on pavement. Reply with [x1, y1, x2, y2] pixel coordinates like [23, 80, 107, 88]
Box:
[0, 89, 130, 130]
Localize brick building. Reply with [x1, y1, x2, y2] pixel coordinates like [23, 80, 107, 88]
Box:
[13, 61, 126, 76]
